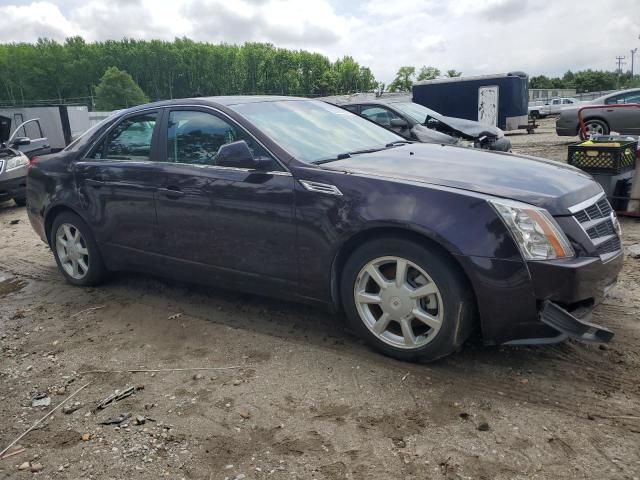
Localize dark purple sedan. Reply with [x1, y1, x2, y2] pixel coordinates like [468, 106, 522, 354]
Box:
[26, 96, 623, 361]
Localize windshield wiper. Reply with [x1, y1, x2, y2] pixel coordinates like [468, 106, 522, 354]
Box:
[313, 143, 410, 165]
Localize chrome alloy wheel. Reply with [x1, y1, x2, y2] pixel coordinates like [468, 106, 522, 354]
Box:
[585, 121, 606, 136]
[354, 256, 444, 349]
[55, 223, 90, 280]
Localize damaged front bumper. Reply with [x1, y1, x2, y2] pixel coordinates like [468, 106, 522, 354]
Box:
[539, 300, 614, 343]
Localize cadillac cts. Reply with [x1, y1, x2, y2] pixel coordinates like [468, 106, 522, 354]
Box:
[26, 97, 623, 362]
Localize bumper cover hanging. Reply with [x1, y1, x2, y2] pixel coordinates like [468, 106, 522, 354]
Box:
[540, 300, 614, 343]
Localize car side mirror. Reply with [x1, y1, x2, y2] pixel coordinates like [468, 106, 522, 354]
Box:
[216, 140, 261, 170]
[390, 118, 409, 129]
[10, 137, 30, 147]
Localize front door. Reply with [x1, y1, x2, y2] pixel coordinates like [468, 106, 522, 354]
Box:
[74, 110, 163, 266]
[155, 107, 297, 292]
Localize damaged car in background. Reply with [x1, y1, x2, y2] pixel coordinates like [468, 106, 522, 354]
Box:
[0, 118, 50, 206]
[327, 98, 511, 151]
[27, 97, 621, 362]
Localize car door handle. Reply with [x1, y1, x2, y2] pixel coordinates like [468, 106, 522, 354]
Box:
[159, 187, 185, 199]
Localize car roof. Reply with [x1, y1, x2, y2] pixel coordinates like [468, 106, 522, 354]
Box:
[117, 95, 313, 116]
[332, 99, 407, 106]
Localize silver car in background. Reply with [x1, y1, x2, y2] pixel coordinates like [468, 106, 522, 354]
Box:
[556, 88, 640, 139]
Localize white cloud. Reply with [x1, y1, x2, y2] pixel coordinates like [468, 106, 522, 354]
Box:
[1, 0, 640, 85]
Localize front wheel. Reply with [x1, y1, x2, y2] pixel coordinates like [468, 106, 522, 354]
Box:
[341, 237, 475, 362]
[51, 211, 107, 286]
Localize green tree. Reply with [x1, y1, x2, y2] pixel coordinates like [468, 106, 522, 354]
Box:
[94, 66, 148, 110]
[388, 66, 416, 92]
[416, 66, 440, 81]
[445, 69, 462, 78]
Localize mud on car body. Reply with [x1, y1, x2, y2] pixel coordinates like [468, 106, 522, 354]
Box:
[26, 97, 621, 361]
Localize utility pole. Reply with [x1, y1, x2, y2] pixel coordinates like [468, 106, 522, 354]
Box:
[616, 56, 626, 74]
[631, 48, 638, 76]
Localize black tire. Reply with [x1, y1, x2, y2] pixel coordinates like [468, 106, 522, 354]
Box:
[50, 211, 107, 286]
[13, 197, 26, 207]
[341, 237, 475, 362]
[579, 119, 609, 140]
[529, 111, 539, 120]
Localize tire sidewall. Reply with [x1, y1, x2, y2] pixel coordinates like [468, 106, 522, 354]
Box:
[341, 237, 472, 362]
[51, 211, 105, 286]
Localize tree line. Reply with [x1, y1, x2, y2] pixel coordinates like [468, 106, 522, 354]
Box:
[529, 70, 640, 93]
[387, 66, 462, 92]
[0, 37, 378, 107]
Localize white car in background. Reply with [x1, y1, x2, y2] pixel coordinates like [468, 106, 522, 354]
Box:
[529, 97, 580, 119]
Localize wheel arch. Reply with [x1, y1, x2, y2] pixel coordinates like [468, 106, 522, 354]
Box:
[330, 226, 478, 320]
[44, 203, 86, 247]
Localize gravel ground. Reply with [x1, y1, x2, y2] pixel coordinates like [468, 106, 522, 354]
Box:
[1, 123, 640, 480]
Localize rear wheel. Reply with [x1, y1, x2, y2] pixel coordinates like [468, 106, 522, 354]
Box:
[13, 196, 26, 207]
[341, 237, 475, 362]
[51, 211, 106, 286]
[580, 119, 609, 140]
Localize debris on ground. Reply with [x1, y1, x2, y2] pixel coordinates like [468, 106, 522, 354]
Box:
[628, 243, 640, 259]
[31, 394, 50, 408]
[62, 402, 82, 415]
[95, 386, 137, 410]
[99, 413, 131, 425]
[237, 405, 251, 419]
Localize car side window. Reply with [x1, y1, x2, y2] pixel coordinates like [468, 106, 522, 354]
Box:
[360, 106, 402, 128]
[166, 110, 280, 170]
[343, 105, 360, 114]
[88, 112, 157, 160]
[605, 95, 622, 105]
[562, 99, 572, 104]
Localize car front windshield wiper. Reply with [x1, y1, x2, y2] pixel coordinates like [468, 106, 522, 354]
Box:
[312, 142, 410, 165]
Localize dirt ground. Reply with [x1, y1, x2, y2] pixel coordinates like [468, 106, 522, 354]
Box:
[1, 118, 640, 480]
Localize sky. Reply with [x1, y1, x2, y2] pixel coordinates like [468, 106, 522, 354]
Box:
[1, 0, 640, 84]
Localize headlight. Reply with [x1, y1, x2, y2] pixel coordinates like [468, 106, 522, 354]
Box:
[6, 151, 29, 171]
[489, 198, 575, 260]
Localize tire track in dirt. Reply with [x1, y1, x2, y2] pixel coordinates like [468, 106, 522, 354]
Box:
[0, 256, 59, 281]
[3, 244, 639, 429]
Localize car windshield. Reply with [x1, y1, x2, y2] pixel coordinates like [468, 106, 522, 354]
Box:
[230, 99, 405, 164]
[391, 102, 443, 124]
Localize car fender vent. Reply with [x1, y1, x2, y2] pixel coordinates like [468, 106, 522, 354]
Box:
[299, 180, 342, 196]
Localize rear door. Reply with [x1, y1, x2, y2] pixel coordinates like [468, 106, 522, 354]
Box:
[154, 106, 297, 292]
[74, 110, 163, 265]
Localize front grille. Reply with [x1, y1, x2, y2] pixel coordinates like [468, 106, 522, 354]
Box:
[597, 236, 622, 255]
[572, 196, 621, 257]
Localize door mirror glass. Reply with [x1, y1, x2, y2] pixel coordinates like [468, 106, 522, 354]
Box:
[216, 140, 259, 169]
[11, 137, 31, 147]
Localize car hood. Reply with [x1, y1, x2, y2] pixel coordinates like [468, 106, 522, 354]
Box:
[324, 143, 600, 215]
[435, 115, 504, 139]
